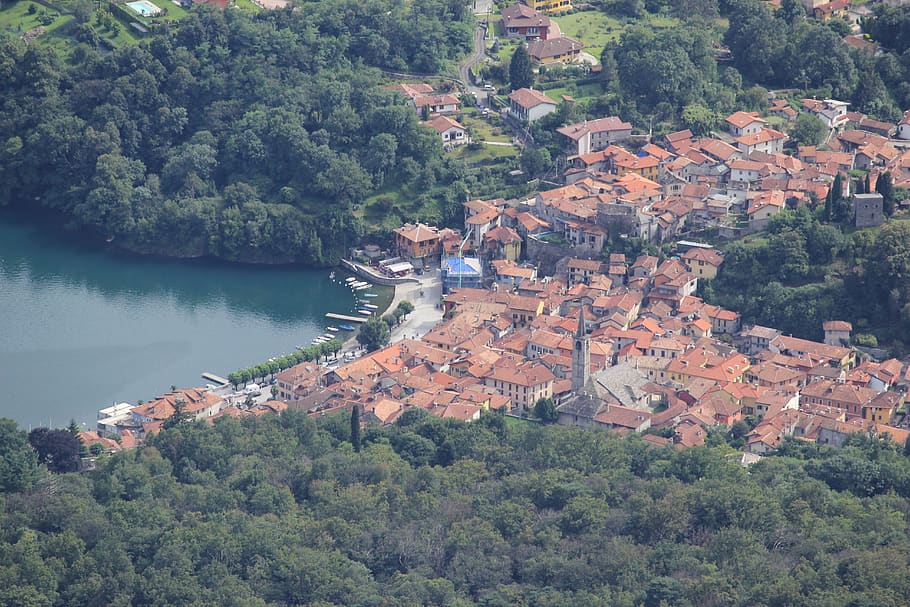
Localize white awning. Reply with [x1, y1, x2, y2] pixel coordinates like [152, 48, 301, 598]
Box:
[385, 262, 414, 274]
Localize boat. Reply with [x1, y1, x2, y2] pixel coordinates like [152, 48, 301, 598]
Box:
[329, 271, 336, 280]
[351, 281, 369, 288]
[362, 293, 378, 298]
[358, 309, 373, 315]
[321, 333, 334, 340]
[338, 324, 356, 331]
[326, 326, 339, 332]
[362, 304, 378, 310]
[354, 284, 371, 290]
[345, 277, 357, 284]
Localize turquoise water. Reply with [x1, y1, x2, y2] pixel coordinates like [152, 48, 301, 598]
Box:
[0, 211, 390, 429]
[126, 0, 160, 16]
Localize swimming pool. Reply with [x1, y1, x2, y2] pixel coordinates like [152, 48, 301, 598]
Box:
[126, 0, 162, 17]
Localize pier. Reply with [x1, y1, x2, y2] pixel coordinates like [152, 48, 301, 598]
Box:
[201, 372, 229, 386]
[325, 313, 368, 323]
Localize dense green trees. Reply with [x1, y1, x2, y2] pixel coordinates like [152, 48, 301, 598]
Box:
[2, 412, 910, 606]
[357, 316, 391, 351]
[790, 113, 828, 146]
[0, 1, 472, 266]
[509, 44, 534, 91]
[0, 419, 41, 493]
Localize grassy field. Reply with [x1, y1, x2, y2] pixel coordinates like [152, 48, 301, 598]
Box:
[459, 109, 513, 143]
[0, 3, 76, 57]
[0, 2, 71, 36]
[551, 10, 624, 54]
[450, 141, 519, 163]
[542, 81, 602, 103]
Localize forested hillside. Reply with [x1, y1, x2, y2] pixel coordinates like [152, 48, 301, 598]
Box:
[0, 1, 473, 264]
[2, 412, 910, 606]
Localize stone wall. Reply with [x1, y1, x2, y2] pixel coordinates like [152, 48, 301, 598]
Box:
[340, 259, 420, 286]
[526, 237, 577, 276]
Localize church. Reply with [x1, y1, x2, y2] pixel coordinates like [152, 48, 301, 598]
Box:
[556, 309, 654, 432]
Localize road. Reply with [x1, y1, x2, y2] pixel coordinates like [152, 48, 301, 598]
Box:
[472, 0, 493, 16]
[459, 24, 489, 106]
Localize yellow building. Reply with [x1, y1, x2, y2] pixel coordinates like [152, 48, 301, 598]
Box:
[524, 0, 572, 14]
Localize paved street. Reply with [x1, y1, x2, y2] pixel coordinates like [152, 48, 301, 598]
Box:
[459, 24, 489, 105]
[472, 0, 493, 16]
[387, 270, 445, 343]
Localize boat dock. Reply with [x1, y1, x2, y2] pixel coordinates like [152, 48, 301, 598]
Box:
[326, 312, 368, 323]
[201, 372, 229, 386]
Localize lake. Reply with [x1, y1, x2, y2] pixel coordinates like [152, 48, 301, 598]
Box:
[0, 210, 392, 430]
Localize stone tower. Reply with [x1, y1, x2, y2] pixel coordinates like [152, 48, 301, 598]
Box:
[571, 307, 590, 393]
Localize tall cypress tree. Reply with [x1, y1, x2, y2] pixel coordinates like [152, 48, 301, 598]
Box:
[877, 171, 895, 216]
[350, 405, 361, 453]
[509, 44, 534, 91]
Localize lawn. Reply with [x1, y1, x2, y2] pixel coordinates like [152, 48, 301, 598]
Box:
[0, 2, 71, 36]
[450, 142, 519, 163]
[552, 9, 624, 54]
[553, 10, 680, 57]
[542, 81, 602, 103]
[0, 2, 76, 57]
[459, 109, 513, 143]
[234, 0, 261, 11]
[140, 0, 189, 22]
[503, 414, 538, 428]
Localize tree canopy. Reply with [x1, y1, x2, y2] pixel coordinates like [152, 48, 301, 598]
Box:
[0, 1, 473, 266]
[1, 412, 910, 606]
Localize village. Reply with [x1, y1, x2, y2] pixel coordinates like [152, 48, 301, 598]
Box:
[79, 90, 910, 460]
[69, 0, 910, 460]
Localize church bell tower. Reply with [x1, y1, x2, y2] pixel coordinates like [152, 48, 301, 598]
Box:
[571, 307, 590, 392]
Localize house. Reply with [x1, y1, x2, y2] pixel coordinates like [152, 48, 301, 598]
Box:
[727, 159, 764, 184]
[275, 361, 322, 402]
[464, 198, 502, 251]
[483, 226, 523, 261]
[865, 391, 903, 424]
[523, 0, 573, 14]
[131, 388, 224, 432]
[811, 0, 850, 20]
[566, 258, 605, 285]
[386, 82, 434, 99]
[743, 325, 782, 355]
[735, 128, 788, 156]
[769, 334, 855, 368]
[769, 99, 797, 121]
[682, 248, 723, 280]
[557, 117, 633, 156]
[484, 361, 555, 412]
[501, 3, 551, 40]
[394, 223, 442, 263]
[823, 321, 852, 347]
[508, 88, 558, 123]
[725, 111, 767, 137]
[491, 259, 536, 286]
[898, 109, 910, 140]
[802, 98, 849, 129]
[852, 193, 884, 228]
[412, 93, 460, 116]
[747, 190, 785, 231]
[800, 380, 877, 417]
[527, 36, 583, 65]
[425, 115, 468, 146]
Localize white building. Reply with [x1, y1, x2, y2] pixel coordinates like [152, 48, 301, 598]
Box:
[507, 88, 558, 123]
